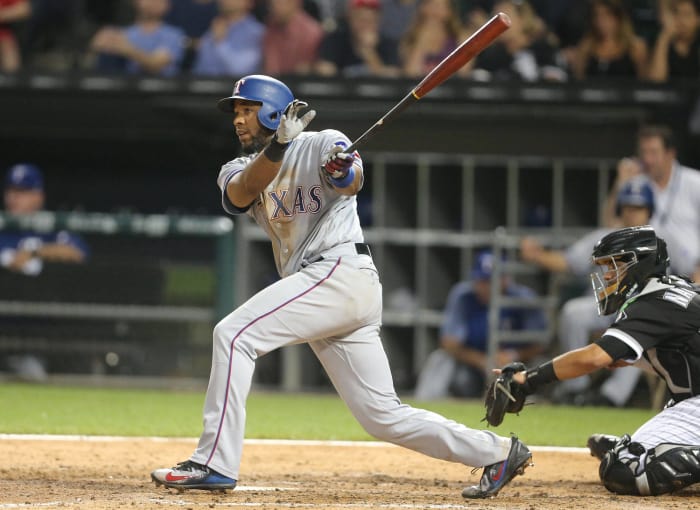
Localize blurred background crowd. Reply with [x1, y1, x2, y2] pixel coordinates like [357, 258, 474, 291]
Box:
[1, 0, 699, 84]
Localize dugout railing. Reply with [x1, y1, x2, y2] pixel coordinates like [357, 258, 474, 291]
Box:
[0, 211, 234, 378]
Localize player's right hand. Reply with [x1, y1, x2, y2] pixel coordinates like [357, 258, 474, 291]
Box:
[322, 146, 355, 179]
[275, 99, 316, 144]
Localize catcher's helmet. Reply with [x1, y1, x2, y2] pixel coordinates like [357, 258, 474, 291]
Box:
[615, 177, 655, 217]
[590, 225, 669, 315]
[217, 75, 294, 130]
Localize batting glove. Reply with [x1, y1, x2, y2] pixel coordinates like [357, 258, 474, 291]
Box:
[275, 99, 316, 144]
[323, 146, 356, 179]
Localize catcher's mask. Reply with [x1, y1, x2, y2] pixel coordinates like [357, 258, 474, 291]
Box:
[589, 225, 669, 315]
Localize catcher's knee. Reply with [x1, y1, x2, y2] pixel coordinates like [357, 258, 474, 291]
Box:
[600, 436, 700, 496]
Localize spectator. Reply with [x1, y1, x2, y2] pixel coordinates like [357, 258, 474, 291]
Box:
[604, 125, 700, 283]
[379, 0, 418, 49]
[192, 0, 264, 76]
[0, 0, 30, 73]
[468, 0, 567, 82]
[414, 250, 547, 400]
[314, 0, 401, 78]
[263, 0, 323, 76]
[1, 163, 89, 382]
[520, 178, 656, 407]
[164, 0, 217, 40]
[647, 0, 700, 82]
[163, 0, 217, 71]
[21, 0, 83, 72]
[568, 0, 648, 80]
[89, 0, 186, 76]
[399, 0, 465, 78]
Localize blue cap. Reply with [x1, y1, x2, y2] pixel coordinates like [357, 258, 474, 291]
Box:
[471, 250, 497, 280]
[616, 177, 654, 217]
[5, 163, 43, 191]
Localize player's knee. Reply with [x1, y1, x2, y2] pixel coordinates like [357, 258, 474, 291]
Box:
[212, 317, 256, 360]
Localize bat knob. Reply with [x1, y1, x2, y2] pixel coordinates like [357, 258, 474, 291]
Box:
[497, 11, 512, 27]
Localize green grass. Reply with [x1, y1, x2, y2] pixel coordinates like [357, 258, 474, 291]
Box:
[0, 383, 655, 447]
[163, 264, 215, 305]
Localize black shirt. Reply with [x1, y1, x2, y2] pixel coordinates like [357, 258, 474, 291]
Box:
[667, 31, 700, 79]
[596, 276, 700, 402]
[317, 22, 399, 77]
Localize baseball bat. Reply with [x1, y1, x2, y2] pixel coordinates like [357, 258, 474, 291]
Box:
[345, 12, 511, 154]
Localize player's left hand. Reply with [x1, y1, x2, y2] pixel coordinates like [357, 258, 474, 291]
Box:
[484, 362, 529, 427]
[323, 146, 355, 179]
[275, 99, 316, 144]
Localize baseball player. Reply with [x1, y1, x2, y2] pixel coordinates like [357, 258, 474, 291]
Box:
[500, 225, 700, 496]
[151, 74, 532, 499]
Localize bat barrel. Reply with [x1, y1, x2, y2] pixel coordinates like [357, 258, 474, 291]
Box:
[413, 12, 511, 98]
[346, 12, 511, 154]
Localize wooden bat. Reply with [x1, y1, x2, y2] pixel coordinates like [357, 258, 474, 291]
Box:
[345, 12, 511, 154]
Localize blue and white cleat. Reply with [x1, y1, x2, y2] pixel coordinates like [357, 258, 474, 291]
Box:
[151, 460, 237, 492]
[462, 436, 533, 498]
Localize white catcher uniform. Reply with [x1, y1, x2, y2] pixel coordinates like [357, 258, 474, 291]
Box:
[188, 128, 513, 480]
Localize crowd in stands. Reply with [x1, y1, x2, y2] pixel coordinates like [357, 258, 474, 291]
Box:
[1, 0, 699, 83]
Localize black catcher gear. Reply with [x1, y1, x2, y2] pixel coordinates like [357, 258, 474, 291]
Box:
[599, 435, 700, 495]
[590, 225, 670, 315]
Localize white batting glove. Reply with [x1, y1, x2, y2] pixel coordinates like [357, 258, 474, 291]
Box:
[275, 99, 316, 144]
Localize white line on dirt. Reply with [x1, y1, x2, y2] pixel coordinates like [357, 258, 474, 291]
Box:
[0, 434, 588, 454]
[144, 500, 505, 509]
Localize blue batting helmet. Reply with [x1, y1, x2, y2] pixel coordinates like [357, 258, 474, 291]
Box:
[217, 75, 294, 130]
[615, 177, 654, 217]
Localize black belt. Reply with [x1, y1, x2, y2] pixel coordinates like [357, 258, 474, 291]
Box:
[301, 243, 371, 267]
[354, 243, 372, 257]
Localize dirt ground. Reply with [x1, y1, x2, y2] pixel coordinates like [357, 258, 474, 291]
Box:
[2, 437, 700, 509]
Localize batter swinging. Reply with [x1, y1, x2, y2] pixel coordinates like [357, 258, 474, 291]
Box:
[151, 74, 531, 499]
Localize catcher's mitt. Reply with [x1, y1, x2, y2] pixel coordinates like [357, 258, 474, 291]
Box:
[483, 362, 528, 427]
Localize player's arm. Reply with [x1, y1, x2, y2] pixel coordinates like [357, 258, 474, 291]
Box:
[226, 153, 285, 208]
[510, 336, 632, 391]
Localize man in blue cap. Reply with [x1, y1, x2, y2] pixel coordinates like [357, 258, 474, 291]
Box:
[414, 250, 548, 400]
[2, 163, 88, 276]
[1, 163, 90, 381]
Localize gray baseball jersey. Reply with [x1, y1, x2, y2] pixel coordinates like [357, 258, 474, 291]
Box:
[190, 127, 514, 482]
[217, 130, 364, 277]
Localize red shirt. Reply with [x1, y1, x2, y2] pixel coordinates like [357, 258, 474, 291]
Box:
[263, 10, 324, 75]
[0, 0, 27, 41]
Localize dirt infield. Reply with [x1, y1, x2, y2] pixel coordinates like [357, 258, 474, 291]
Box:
[1, 437, 699, 509]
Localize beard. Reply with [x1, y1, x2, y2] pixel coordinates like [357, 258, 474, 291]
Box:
[241, 132, 273, 155]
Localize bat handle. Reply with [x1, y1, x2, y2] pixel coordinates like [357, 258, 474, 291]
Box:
[345, 93, 418, 154]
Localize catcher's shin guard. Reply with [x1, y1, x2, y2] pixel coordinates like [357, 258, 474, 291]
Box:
[600, 435, 700, 496]
[637, 443, 700, 495]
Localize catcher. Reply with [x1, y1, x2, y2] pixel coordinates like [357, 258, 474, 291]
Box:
[485, 225, 700, 496]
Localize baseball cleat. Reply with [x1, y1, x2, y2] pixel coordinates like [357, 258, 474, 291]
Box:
[587, 433, 621, 460]
[462, 436, 533, 499]
[151, 460, 236, 491]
